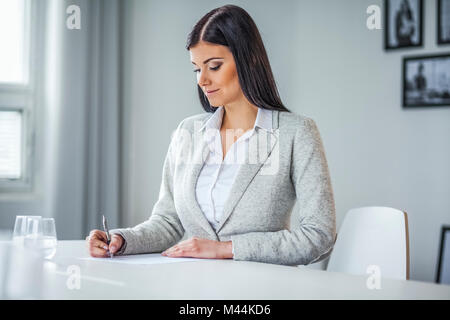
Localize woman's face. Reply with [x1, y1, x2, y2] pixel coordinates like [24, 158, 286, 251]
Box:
[190, 41, 243, 107]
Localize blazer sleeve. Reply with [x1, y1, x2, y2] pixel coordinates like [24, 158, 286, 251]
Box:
[109, 121, 185, 255]
[230, 118, 337, 266]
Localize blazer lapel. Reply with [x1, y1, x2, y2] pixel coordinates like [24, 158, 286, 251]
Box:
[214, 127, 278, 233]
[183, 118, 219, 238]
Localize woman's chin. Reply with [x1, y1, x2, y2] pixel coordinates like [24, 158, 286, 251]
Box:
[208, 100, 222, 107]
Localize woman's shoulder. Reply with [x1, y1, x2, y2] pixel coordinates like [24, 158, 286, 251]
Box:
[278, 110, 318, 133]
[278, 111, 324, 152]
[176, 112, 211, 132]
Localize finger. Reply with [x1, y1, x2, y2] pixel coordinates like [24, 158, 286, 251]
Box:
[89, 238, 109, 250]
[109, 235, 122, 254]
[166, 247, 186, 257]
[89, 229, 103, 237]
[171, 249, 195, 258]
[89, 246, 110, 258]
[164, 240, 202, 257]
[88, 234, 104, 243]
[170, 241, 194, 251]
[162, 245, 177, 255]
[168, 242, 193, 253]
[90, 230, 108, 242]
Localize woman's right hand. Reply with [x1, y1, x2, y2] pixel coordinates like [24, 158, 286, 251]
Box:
[86, 229, 124, 257]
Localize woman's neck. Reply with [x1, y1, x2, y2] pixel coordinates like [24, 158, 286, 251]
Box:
[221, 101, 258, 131]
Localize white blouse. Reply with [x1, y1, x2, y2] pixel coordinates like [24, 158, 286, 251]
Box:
[195, 106, 273, 253]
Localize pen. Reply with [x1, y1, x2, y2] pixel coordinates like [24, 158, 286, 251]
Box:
[102, 215, 113, 258]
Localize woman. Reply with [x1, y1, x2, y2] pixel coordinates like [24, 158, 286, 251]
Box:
[395, 0, 415, 46]
[86, 5, 336, 266]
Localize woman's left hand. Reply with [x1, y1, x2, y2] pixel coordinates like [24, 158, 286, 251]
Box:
[162, 237, 232, 259]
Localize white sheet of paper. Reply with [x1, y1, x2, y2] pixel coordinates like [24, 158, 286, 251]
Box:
[80, 253, 213, 265]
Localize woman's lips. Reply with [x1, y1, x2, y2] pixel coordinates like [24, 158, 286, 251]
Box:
[206, 89, 219, 96]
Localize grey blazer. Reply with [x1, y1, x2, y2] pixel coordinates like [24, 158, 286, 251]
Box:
[110, 110, 337, 266]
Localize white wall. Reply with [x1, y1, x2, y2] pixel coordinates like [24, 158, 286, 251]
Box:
[121, 0, 450, 282]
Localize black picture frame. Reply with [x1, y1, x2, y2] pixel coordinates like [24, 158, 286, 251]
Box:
[402, 53, 450, 108]
[438, 0, 450, 44]
[436, 225, 450, 284]
[385, 0, 423, 50]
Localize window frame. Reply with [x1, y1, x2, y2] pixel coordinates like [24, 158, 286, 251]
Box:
[0, 0, 39, 193]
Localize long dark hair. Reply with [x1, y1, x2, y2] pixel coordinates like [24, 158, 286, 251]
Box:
[186, 5, 290, 113]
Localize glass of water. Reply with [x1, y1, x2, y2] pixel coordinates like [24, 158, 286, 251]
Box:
[12, 216, 41, 246]
[23, 218, 57, 260]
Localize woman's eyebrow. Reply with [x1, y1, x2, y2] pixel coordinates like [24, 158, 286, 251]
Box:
[191, 57, 224, 65]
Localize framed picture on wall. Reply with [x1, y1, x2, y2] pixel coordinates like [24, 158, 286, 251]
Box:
[403, 53, 450, 107]
[436, 226, 450, 284]
[438, 0, 450, 44]
[385, 0, 423, 50]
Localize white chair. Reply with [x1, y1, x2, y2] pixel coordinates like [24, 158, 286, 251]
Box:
[326, 206, 410, 280]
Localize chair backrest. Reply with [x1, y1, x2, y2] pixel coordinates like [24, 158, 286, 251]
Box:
[327, 206, 410, 280]
[436, 225, 450, 284]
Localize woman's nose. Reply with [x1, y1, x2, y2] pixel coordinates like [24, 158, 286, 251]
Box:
[198, 70, 210, 87]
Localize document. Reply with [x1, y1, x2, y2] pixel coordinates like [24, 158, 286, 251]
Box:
[80, 253, 213, 265]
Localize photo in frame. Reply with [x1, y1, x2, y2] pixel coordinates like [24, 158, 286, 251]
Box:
[403, 54, 450, 107]
[438, 0, 450, 44]
[385, 0, 423, 50]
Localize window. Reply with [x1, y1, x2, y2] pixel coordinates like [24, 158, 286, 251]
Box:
[0, 111, 22, 179]
[0, 0, 33, 191]
[0, 0, 28, 84]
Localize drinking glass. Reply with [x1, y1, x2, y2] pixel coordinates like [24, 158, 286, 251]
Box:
[12, 215, 41, 246]
[23, 218, 57, 259]
[0, 230, 12, 299]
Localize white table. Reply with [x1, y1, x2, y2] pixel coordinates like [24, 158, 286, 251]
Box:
[24, 241, 450, 299]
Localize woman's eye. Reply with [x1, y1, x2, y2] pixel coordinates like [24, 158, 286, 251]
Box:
[193, 65, 221, 73]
